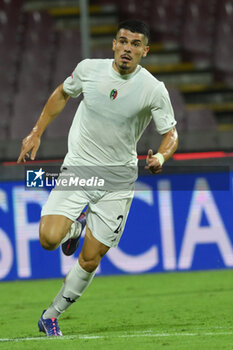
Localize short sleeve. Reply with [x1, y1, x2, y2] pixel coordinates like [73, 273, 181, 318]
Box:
[63, 60, 85, 98]
[151, 83, 177, 134]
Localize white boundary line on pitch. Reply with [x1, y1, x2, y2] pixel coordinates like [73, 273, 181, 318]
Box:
[1, 330, 233, 342]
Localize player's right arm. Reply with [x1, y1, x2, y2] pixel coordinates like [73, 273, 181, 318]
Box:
[17, 83, 70, 163]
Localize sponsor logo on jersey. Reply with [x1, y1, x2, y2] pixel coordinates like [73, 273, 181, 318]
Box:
[110, 89, 118, 100]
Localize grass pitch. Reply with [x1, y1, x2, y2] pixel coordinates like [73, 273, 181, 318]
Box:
[0, 270, 233, 350]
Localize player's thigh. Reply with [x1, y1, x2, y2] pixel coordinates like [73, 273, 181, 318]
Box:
[40, 187, 88, 242]
[41, 187, 89, 221]
[87, 196, 133, 248]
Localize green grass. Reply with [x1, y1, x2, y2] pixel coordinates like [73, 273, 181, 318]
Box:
[0, 270, 233, 350]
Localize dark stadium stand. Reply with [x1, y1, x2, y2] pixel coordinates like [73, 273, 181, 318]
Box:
[10, 11, 56, 139]
[182, 0, 217, 65]
[167, 87, 188, 132]
[51, 29, 82, 86]
[118, 0, 151, 23]
[186, 108, 217, 131]
[149, 0, 185, 45]
[214, 0, 233, 84]
[0, 0, 233, 161]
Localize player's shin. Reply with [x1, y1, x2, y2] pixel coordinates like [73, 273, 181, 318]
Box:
[43, 260, 96, 319]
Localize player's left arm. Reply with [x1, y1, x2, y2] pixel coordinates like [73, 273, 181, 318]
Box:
[146, 126, 178, 174]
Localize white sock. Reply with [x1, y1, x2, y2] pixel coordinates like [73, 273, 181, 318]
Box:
[60, 220, 82, 245]
[43, 285, 65, 319]
[43, 260, 96, 319]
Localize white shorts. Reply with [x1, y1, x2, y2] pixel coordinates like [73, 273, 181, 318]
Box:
[41, 189, 133, 247]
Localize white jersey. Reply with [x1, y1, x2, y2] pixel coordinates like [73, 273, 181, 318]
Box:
[63, 58, 176, 168]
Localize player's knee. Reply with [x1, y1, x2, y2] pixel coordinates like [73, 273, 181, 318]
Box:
[39, 226, 58, 251]
[79, 255, 99, 273]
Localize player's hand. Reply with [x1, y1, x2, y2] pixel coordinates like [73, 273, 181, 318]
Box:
[17, 131, 41, 163]
[145, 149, 162, 174]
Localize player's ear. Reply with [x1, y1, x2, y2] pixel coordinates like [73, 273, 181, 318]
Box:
[142, 45, 150, 58]
[112, 38, 116, 52]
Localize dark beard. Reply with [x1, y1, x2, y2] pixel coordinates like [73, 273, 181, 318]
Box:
[115, 60, 130, 73]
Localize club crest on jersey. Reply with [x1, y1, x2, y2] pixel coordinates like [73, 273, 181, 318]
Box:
[110, 89, 118, 100]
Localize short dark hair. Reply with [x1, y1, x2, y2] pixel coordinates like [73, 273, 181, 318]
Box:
[117, 19, 150, 44]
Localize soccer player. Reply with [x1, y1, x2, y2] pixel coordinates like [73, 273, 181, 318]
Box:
[17, 20, 178, 336]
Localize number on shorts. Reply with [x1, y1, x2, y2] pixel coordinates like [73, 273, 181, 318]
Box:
[114, 215, 123, 234]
